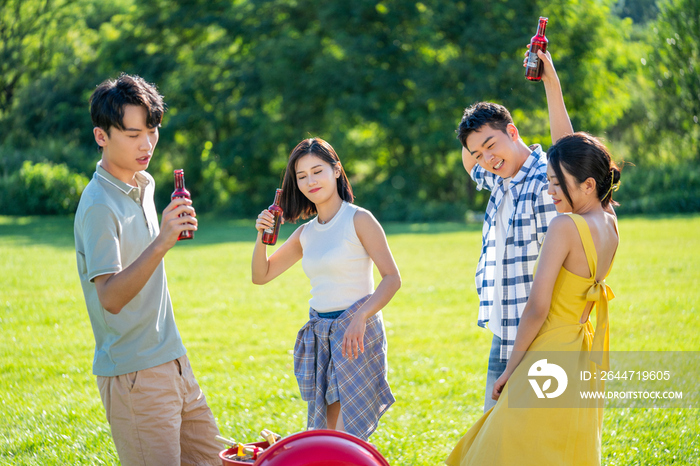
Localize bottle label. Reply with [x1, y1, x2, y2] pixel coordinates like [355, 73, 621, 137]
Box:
[526, 50, 539, 69]
[264, 228, 273, 234]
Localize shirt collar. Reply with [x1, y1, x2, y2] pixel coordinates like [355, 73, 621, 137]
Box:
[95, 162, 148, 204]
[510, 144, 544, 186]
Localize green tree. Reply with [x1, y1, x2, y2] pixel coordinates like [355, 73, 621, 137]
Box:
[0, 0, 130, 176]
[1, 0, 79, 124]
[613, 0, 660, 23]
[647, 0, 700, 160]
[0, 0, 649, 218]
[98, 0, 639, 219]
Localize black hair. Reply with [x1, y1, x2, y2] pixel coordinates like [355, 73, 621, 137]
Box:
[547, 132, 621, 209]
[457, 102, 513, 150]
[89, 74, 165, 150]
[280, 138, 354, 223]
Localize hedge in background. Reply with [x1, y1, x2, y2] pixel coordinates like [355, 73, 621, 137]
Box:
[0, 161, 89, 215]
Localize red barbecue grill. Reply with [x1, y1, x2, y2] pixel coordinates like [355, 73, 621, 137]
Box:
[220, 430, 390, 466]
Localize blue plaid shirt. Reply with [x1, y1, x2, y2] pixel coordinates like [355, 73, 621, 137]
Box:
[293, 295, 394, 441]
[470, 145, 557, 361]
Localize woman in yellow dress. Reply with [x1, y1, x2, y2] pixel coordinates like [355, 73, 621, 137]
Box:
[447, 132, 621, 466]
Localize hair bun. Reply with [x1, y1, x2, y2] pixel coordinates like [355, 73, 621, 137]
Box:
[611, 167, 621, 185]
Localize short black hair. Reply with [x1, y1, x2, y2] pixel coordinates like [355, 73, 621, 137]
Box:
[547, 132, 621, 209]
[280, 138, 354, 223]
[89, 74, 165, 143]
[457, 102, 513, 150]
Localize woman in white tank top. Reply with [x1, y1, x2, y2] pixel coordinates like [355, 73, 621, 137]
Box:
[251, 138, 401, 441]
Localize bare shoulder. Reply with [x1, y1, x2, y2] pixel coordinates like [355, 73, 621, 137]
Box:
[547, 214, 577, 236]
[604, 203, 617, 217]
[286, 223, 306, 243]
[542, 214, 577, 249]
[352, 207, 385, 238]
[604, 210, 620, 244]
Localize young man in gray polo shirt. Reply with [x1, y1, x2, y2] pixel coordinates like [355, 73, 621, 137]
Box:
[74, 74, 221, 465]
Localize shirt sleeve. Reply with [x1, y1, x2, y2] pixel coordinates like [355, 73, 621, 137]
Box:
[534, 183, 558, 246]
[470, 164, 496, 192]
[80, 203, 123, 281]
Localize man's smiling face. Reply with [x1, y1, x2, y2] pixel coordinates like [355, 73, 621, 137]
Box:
[465, 123, 523, 179]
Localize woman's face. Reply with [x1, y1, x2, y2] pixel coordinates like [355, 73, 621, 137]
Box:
[294, 153, 340, 204]
[546, 161, 578, 213]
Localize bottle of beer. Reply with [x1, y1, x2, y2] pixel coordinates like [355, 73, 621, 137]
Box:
[525, 17, 549, 81]
[262, 189, 283, 245]
[172, 169, 194, 241]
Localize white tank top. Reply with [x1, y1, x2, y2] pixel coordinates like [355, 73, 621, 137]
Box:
[300, 202, 375, 313]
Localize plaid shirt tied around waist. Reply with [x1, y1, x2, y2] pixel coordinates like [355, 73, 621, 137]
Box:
[471, 145, 557, 361]
[293, 294, 395, 441]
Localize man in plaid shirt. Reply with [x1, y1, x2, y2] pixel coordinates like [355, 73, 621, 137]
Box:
[459, 51, 573, 412]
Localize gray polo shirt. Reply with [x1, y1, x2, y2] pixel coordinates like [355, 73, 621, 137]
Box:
[74, 162, 186, 377]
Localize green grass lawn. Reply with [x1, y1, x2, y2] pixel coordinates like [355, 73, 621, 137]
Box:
[1, 214, 698, 465]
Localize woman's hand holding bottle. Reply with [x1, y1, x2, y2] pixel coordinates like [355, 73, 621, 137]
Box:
[255, 209, 276, 235]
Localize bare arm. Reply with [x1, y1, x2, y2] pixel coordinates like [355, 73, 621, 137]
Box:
[492, 215, 575, 399]
[524, 47, 574, 143]
[342, 209, 402, 359]
[94, 198, 197, 314]
[538, 49, 574, 143]
[251, 209, 303, 284]
[462, 146, 478, 175]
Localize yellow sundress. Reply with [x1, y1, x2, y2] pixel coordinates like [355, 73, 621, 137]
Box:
[447, 214, 617, 466]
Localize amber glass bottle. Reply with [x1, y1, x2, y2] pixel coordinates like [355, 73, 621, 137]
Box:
[172, 169, 194, 240]
[262, 189, 283, 245]
[525, 17, 549, 81]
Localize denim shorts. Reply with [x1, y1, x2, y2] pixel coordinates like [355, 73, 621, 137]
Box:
[317, 309, 346, 319]
[484, 334, 508, 413]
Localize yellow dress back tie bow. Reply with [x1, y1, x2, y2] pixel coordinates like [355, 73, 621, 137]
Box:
[587, 279, 615, 371]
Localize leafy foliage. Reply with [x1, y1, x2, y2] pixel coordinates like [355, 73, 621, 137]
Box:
[0, 0, 696, 217]
[615, 163, 700, 214]
[646, 0, 700, 157]
[0, 161, 89, 215]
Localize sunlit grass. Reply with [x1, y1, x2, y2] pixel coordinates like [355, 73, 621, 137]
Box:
[1, 214, 698, 465]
